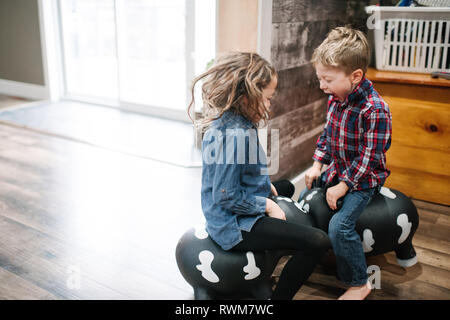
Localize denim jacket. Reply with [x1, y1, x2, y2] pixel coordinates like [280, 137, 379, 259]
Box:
[201, 110, 271, 250]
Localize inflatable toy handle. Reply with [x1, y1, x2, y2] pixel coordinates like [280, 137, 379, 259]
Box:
[336, 198, 344, 211]
[311, 177, 325, 189]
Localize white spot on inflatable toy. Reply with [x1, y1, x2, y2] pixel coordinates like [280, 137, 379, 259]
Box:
[278, 196, 293, 203]
[306, 190, 318, 201]
[243, 251, 261, 280]
[362, 229, 375, 253]
[196, 250, 219, 283]
[303, 203, 310, 213]
[194, 226, 209, 239]
[397, 214, 412, 244]
[294, 200, 307, 213]
[380, 187, 396, 199]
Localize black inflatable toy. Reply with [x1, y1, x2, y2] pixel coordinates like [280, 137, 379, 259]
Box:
[175, 225, 279, 299]
[175, 192, 310, 300]
[175, 180, 299, 300]
[296, 185, 419, 267]
[175, 181, 419, 299]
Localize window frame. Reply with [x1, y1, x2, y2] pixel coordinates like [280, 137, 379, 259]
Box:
[42, 0, 215, 123]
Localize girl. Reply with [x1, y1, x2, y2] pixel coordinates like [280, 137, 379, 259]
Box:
[188, 52, 330, 300]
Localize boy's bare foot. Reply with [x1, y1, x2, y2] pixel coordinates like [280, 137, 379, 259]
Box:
[338, 281, 372, 300]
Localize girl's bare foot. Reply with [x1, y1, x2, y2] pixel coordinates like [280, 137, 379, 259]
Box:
[338, 281, 372, 300]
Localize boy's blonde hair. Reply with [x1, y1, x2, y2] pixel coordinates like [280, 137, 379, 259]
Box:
[311, 26, 370, 75]
[188, 52, 276, 130]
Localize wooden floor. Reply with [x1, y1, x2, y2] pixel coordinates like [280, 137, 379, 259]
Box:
[0, 122, 204, 299]
[0, 106, 449, 299]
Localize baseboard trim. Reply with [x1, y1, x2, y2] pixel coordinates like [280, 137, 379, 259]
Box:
[0, 79, 49, 100]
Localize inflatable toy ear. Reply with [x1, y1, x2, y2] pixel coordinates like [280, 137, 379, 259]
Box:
[272, 180, 295, 198]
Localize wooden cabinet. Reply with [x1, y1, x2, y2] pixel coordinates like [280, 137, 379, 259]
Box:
[366, 68, 450, 206]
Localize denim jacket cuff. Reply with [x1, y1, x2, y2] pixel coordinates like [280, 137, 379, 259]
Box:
[254, 196, 267, 214]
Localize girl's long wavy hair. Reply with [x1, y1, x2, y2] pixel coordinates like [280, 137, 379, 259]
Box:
[187, 52, 277, 131]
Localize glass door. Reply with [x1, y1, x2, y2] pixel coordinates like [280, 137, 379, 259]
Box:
[59, 0, 119, 103]
[58, 0, 215, 121]
[115, 0, 188, 110]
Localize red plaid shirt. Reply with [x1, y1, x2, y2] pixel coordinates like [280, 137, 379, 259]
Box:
[313, 78, 392, 191]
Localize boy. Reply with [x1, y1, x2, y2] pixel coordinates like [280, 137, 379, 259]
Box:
[304, 26, 392, 300]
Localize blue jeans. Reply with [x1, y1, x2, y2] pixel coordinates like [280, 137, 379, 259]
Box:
[329, 187, 376, 286]
[298, 173, 376, 286]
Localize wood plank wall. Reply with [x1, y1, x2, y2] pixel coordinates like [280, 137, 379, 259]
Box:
[268, 0, 370, 181]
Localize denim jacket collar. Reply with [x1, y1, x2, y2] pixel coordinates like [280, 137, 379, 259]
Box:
[216, 110, 255, 129]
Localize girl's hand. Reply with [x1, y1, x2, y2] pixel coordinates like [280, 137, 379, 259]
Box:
[270, 183, 278, 196]
[265, 198, 286, 220]
[326, 181, 349, 210]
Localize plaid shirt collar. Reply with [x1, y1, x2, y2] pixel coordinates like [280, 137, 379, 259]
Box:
[331, 77, 373, 107]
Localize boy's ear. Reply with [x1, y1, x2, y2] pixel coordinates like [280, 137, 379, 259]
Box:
[351, 69, 364, 85]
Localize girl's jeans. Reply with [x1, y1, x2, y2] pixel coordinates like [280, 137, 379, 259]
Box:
[298, 173, 377, 286]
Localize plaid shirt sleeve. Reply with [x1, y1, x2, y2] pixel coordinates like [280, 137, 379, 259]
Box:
[340, 107, 392, 189]
[312, 98, 332, 165]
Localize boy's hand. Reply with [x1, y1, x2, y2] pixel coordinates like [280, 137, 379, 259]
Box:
[326, 181, 349, 210]
[305, 161, 323, 189]
[270, 183, 278, 196]
[265, 198, 286, 220]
